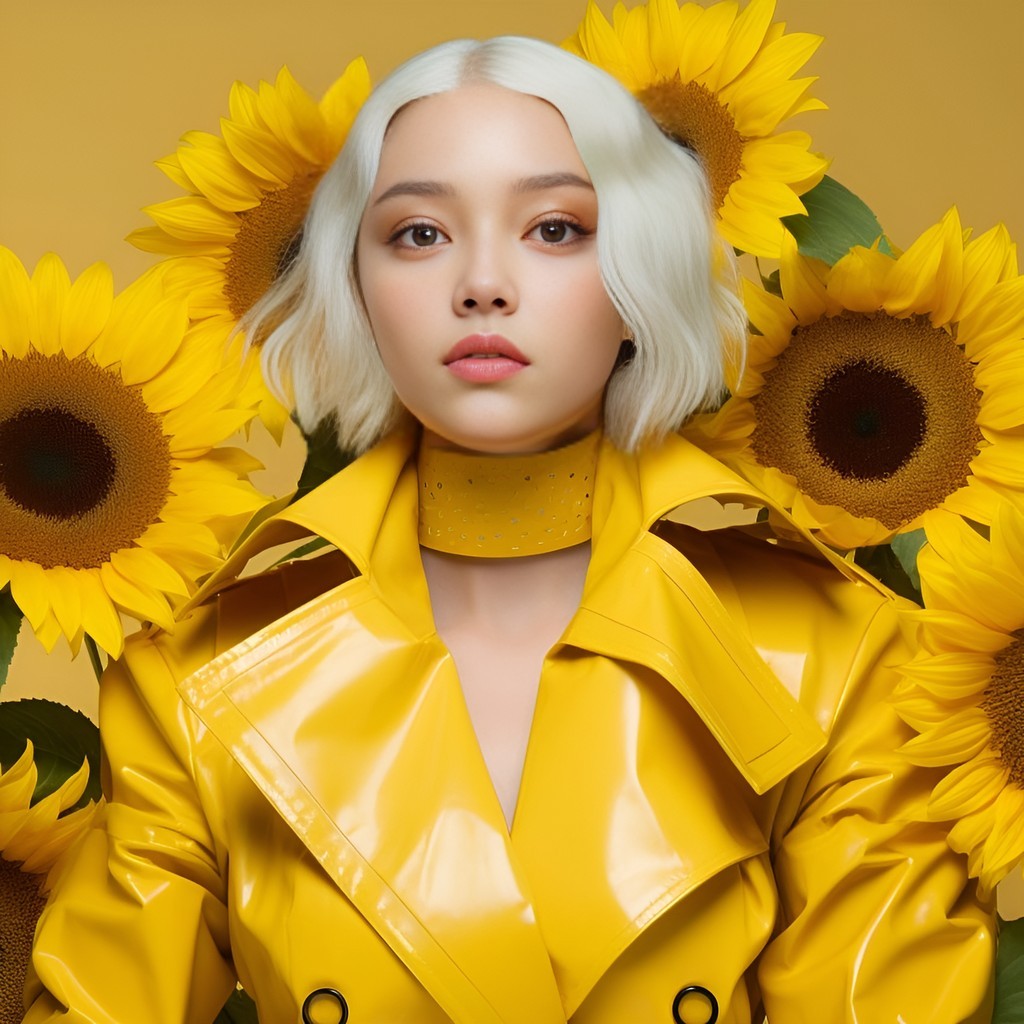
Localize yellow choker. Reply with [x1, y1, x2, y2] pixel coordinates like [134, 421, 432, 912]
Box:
[417, 432, 600, 558]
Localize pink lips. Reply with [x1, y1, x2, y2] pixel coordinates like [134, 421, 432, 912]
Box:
[443, 334, 530, 382]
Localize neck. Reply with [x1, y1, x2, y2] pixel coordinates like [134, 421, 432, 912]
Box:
[417, 430, 600, 558]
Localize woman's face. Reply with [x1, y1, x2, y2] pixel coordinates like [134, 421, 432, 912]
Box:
[356, 83, 625, 454]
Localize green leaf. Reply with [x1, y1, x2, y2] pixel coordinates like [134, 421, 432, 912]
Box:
[214, 987, 260, 1023]
[0, 699, 101, 808]
[994, 916, 1024, 1024]
[0, 588, 22, 694]
[759, 267, 782, 298]
[890, 528, 926, 592]
[270, 536, 332, 568]
[853, 544, 922, 604]
[292, 418, 354, 504]
[782, 176, 894, 266]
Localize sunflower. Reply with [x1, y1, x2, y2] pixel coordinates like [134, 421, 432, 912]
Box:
[892, 503, 1024, 898]
[563, 0, 827, 257]
[128, 61, 372, 438]
[696, 209, 1024, 549]
[0, 249, 266, 657]
[0, 742, 100, 1024]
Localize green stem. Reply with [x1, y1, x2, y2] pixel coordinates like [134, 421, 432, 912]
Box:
[84, 635, 105, 683]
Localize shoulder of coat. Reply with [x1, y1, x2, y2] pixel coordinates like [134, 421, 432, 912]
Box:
[205, 548, 359, 653]
[123, 547, 359, 682]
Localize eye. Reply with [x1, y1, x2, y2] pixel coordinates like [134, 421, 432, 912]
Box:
[390, 223, 449, 248]
[528, 218, 589, 245]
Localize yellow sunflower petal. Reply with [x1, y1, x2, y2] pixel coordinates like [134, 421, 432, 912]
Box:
[33, 609, 64, 653]
[884, 207, 964, 324]
[898, 709, 991, 766]
[320, 57, 372, 155]
[125, 225, 232, 259]
[741, 275, 796, 340]
[59, 261, 114, 360]
[0, 746, 38, 812]
[0, 247, 33, 358]
[974, 348, 1024, 432]
[645, 0, 687, 78]
[75, 570, 125, 658]
[724, 75, 818, 138]
[228, 79, 262, 127]
[958, 275, 1024, 358]
[899, 652, 996, 700]
[139, 320, 236, 413]
[892, 692, 974, 733]
[177, 131, 265, 212]
[221, 118, 296, 187]
[740, 133, 826, 183]
[118, 299, 192, 387]
[826, 245, 892, 311]
[979, 787, 1024, 888]
[969, 438, 1024, 489]
[257, 67, 324, 167]
[704, 0, 774, 93]
[42, 567, 84, 642]
[680, 1, 738, 83]
[164, 407, 256, 456]
[7, 560, 51, 633]
[717, 186, 786, 256]
[154, 152, 197, 193]
[955, 223, 1016, 323]
[16, 801, 98, 876]
[614, 3, 654, 78]
[142, 196, 240, 245]
[577, 1, 638, 89]
[98, 563, 175, 633]
[731, 173, 808, 218]
[928, 755, 1007, 820]
[778, 232, 838, 324]
[725, 30, 823, 106]
[110, 548, 190, 598]
[29, 254, 71, 357]
[162, 481, 265, 521]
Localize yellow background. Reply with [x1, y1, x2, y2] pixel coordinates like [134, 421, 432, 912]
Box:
[3, 0, 1024, 908]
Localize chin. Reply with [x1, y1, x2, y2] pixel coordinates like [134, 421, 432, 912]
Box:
[419, 417, 600, 456]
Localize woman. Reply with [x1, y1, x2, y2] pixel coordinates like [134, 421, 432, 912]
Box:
[26, 36, 993, 1024]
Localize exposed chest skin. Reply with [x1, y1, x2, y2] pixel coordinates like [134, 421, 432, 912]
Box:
[420, 542, 591, 829]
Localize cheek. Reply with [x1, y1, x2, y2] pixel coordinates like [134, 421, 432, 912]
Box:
[553, 269, 625, 361]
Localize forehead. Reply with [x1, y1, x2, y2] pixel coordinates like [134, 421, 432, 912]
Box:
[374, 83, 587, 184]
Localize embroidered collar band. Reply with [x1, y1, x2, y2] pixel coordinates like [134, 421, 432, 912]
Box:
[416, 431, 600, 557]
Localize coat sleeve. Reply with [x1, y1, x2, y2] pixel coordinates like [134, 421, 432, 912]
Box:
[23, 629, 237, 1024]
[757, 597, 995, 1023]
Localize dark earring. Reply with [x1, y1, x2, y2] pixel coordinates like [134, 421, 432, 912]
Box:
[614, 339, 636, 369]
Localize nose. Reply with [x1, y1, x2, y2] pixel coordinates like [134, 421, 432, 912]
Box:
[453, 237, 517, 315]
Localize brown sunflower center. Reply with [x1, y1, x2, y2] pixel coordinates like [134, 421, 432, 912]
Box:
[637, 76, 744, 211]
[223, 171, 320, 321]
[751, 313, 982, 529]
[0, 353, 172, 569]
[808, 360, 928, 480]
[981, 632, 1024, 787]
[0, 858, 46, 1024]
[0, 407, 116, 518]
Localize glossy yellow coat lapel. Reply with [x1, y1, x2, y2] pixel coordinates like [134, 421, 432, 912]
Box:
[179, 429, 832, 1021]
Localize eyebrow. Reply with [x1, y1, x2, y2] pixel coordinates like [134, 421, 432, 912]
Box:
[371, 172, 594, 206]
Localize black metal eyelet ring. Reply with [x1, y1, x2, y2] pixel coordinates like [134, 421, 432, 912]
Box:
[301, 987, 349, 1024]
[672, 984, 719, 1024]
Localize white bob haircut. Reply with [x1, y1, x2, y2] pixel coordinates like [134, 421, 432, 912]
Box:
[248, 35, 746, 454]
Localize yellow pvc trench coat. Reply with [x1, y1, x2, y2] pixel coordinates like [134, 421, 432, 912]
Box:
[26, 429, 994, 1023]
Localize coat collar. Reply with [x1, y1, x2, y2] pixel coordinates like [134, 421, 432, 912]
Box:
[179, 428, 836, 1020]
[193, 426, 832, 793]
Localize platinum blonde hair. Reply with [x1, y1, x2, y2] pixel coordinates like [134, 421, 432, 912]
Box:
[248, 36, 746, 453]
